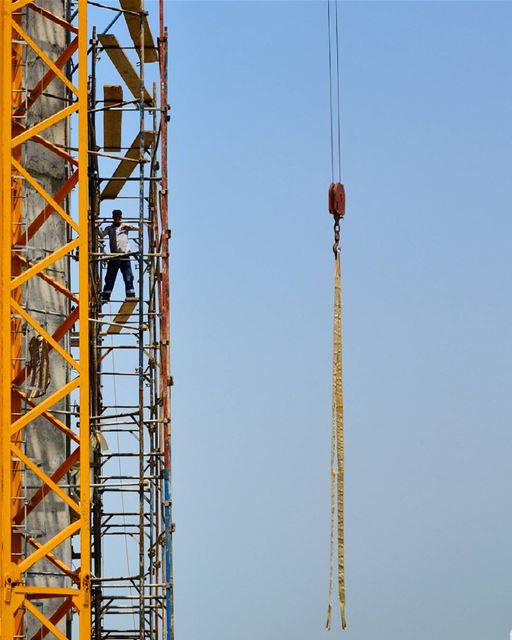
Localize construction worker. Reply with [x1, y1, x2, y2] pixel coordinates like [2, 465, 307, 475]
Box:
[99, 209, 136, 302]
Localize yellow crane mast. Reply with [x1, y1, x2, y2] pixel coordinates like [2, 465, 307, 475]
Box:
[0, 2, 90, 638]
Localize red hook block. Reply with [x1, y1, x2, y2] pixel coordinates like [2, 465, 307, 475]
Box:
[328, 182, 346, 218]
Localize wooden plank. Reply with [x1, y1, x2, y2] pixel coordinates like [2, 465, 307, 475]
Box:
[103, 85, 123, 152]
[98, 34, 153, 105]
[106, 298, 139, 335]
[101, 130, 155, 200]
[120, 0, 158, 63]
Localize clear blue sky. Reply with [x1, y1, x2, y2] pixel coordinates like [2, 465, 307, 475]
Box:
[99, 1, 512, 638]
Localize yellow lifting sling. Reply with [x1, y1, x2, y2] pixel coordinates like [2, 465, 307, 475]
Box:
[326, 183, 346, 630]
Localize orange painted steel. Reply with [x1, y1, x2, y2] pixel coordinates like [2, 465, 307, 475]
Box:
[0, 2, 90, 639]
[17, 171, 80, 245]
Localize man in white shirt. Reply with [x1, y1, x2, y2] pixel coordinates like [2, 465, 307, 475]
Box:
[99, 209, 136, 302]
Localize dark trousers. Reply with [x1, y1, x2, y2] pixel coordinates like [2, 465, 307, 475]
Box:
[101, 258, 135, 300]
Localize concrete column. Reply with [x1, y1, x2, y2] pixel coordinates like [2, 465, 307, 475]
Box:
[24, 2, 71, 636]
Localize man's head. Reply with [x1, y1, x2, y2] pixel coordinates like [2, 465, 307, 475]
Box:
[112, 209, 123, 226]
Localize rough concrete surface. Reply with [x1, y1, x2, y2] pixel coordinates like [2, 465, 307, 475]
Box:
[23, 1, 72, 635]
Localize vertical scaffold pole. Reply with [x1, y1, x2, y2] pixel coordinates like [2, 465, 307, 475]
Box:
[159, 1, 174, 637]
[78, 1, 92, 633]
[138, 5, 146, 640]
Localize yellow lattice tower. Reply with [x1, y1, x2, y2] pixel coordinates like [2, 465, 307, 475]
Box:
[0, 2, 90, 638]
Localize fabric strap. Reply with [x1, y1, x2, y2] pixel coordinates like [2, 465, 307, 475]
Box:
[326, 249, 346, 630]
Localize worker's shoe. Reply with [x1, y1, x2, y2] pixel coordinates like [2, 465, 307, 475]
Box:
[126, 290, 136, 298]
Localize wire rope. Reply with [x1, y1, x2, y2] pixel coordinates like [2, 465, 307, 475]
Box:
[327, 0, 335, 183]
[334, 0, 342, 182]
[327, 0, 343, 182]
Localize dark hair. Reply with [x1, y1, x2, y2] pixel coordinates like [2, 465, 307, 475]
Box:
[112, 209, 123, 217]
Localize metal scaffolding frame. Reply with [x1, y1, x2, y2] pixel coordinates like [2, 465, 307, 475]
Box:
[88, 2, 173, 640]
[0, 1, 173, 639]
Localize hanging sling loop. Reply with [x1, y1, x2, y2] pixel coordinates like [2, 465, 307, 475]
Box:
[326, 182, 347, 630]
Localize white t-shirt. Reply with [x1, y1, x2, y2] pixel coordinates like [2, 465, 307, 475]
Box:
[101, 224, 131, 254]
